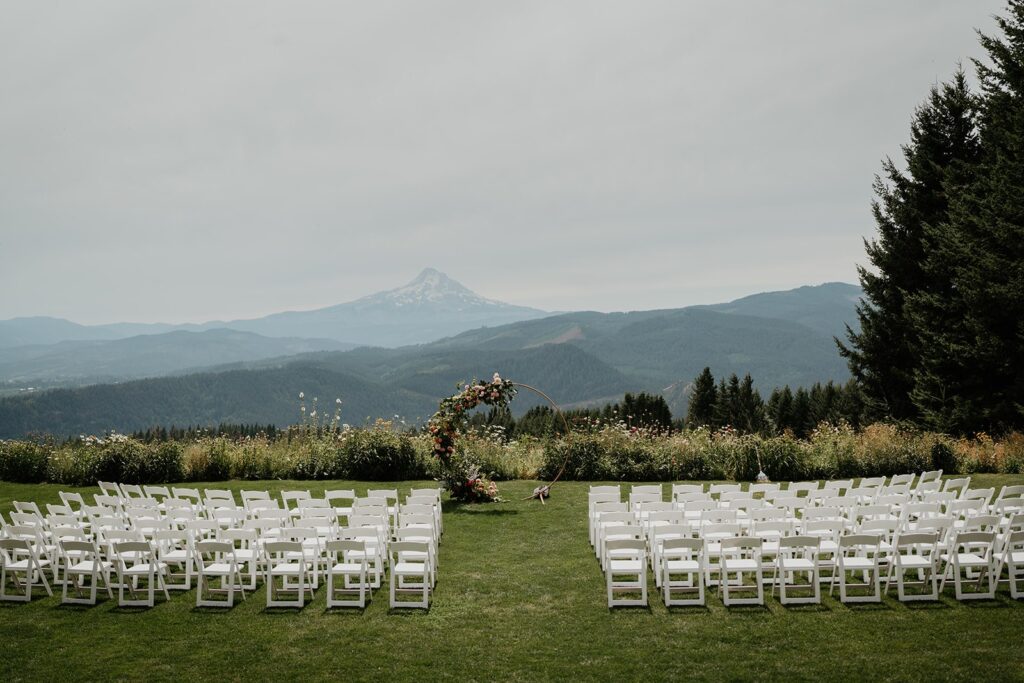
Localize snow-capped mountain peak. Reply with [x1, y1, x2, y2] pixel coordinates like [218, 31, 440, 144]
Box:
[355, 268, 509, 309]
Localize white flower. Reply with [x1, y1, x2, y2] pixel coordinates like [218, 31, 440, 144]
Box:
[336, 398, 342, 404]
[299, 392, 305, 399]
[493, 372, 501, 382]
[310, 411, 317, 418]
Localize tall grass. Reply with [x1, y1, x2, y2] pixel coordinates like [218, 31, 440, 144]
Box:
[2, 421, 1023, 485]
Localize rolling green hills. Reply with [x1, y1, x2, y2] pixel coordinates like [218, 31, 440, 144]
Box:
[0, 344, 633, 437]
[0, 285, 856, 437]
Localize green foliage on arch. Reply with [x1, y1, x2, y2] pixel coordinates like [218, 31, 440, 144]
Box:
[427, 373, 517, 502]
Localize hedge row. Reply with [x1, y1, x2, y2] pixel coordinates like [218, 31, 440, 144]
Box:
[534, 424, 1024, 482]
[2, 423, 1022, 486]
[0, 428, 429, 486]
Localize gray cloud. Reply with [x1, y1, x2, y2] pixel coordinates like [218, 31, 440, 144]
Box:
[0, 0, 1005, 323]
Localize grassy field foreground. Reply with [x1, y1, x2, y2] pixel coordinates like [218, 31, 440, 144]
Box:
[1, 476, 1023, 682]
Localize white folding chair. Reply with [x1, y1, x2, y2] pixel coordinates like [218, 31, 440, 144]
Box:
[51, 527, 89, 585]
[670, 483, 703, 502]
[831, 533, 883, 603]
[204, 491, 240, 516]
[142, 485, 171, 503]
[153, 529, 193, 591]
[941, 531, 997, 600]
[325, 539, 370, 608]
[264, 540, 313, 608]
[97, 481, 124, 500]
[240, 490, 271, 513]
[596, 511, 638, 565]
[804, 520, 843, 584]
[708, 483, 740, 500]
[396, 517, 438, 585]
[325, 489, 357, 524]
[58, 491, 88, 520]
[6, 523, 57, 581]
[720, 537, 764, 606]
[60, 539, 114, 605]
[886, 532, 940, 602]
[629, 492, 662, 513]
[648, 520, 688, 582]
[0, 538, 53, 602]
[888, 473, 916, 489]
[219, 528, 260, 590]
[120, 484, 147, 502]
[591, 501, 629, 548]
[195, 540, 246, 607]
[1000, 530, 1024, 599]
[773, 535, 820, 605]
[631, 484, 664, 498]
[283, 526, 323, 589]
[112, 541, 170, 607]
[661, 537, 705, 606]
[408, 487, 443, 534]
[170, 487, 203, 511]
[389, 540, 431, 609]
[605, 538, 647, 608]
[344, 527, 386, 589]
[367, 489, 399, 527]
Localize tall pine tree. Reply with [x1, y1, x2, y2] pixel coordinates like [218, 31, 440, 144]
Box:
[839, 69, 981, 423]
[907, 1, 1024, 433]
[686, 367, 718, 428]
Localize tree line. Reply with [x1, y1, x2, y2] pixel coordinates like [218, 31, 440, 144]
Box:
[129, 423, 280, 443]
[839, 1, 1024, 436]
[468, 391, 677, 438]
[685, 368, 864, 438]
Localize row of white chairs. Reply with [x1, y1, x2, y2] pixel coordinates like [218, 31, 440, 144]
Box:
[604, 528, 1024, 607]
[592, 478, 1024, 608]
[590, 481, 1024, 548]
[592, 476, 1022, 518]
[58, 482, 444, 533]
[0, 484, 443, 610]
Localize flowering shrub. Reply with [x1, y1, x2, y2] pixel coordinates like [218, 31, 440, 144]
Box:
[427, 374, 517, 501]
[446, 465, 501, 502]
[3, 423, 1024, 485]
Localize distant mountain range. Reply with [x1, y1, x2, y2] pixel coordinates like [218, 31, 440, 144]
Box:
[0, 272, 863, 438]
[0, 267, 548, 350]
[0, 330, 356, 389]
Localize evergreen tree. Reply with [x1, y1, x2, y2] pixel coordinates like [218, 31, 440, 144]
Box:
[907, 2, 1024, 433]
[834, 380, 865, 429]
[790, 388, 813, 439]
[839, 69, 981, 423]
[736, 374, 765, 434]
[686, 367, 718, 428]
[766, 386, 794, 435]
[713, 375, 742, 428]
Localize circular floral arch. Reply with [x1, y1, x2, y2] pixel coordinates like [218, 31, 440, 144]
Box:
[427, 373, 570, 502]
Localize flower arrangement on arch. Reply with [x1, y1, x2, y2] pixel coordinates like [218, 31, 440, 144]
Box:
[428, 373, 517, 502]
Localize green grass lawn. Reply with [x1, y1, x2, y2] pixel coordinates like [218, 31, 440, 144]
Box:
[2, 476, 1023, 682]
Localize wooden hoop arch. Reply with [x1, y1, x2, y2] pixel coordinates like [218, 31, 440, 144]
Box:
[509, 382, 573, 503]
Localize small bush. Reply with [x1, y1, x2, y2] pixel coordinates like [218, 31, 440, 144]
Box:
[539, 433, 612, 481]
[339, 426, 424, 480]
[0, 441, 49, 483]
[183, 438, 232, 482]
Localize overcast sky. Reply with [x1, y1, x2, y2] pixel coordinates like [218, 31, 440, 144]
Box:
[0, 1, 1007, 324]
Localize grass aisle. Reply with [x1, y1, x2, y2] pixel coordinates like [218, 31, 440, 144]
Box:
[1, 477, 1023, 682]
